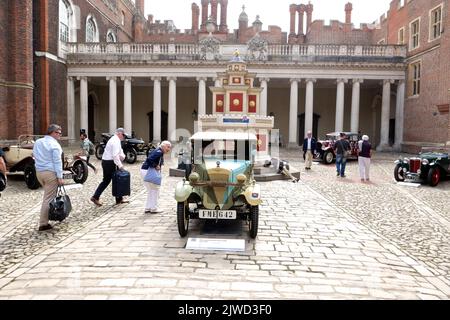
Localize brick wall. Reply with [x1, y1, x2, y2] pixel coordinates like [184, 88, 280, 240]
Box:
[306, 20, 373, 45]
[374, 0, 449, 146]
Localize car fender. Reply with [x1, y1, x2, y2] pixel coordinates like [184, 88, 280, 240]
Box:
[244, 184, 262, 206]
[174, 180, 194, 203]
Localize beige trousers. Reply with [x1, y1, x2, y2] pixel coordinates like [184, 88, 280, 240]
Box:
[305, 150, 313, 169]
[36, 171, 59, 227]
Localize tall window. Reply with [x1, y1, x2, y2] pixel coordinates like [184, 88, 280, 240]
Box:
[121, 11, 125, 26]
[410, 61, 421, 96]
[398, 27, 405, 45]
[409, 18, 420, 50]
[429, 5, 442, 41]
[86, 16, 98, 42]
[59, 0, 69, 42]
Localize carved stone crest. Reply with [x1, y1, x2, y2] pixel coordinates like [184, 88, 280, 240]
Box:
[199, 36, 221, 61]
[247, 34, 268, 61]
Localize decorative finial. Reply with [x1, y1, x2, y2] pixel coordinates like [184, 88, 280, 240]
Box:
[242, 5, 246, 12]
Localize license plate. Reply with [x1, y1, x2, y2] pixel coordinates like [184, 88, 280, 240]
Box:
[199, 210, 236, 220]
[63, 172, 73, 179]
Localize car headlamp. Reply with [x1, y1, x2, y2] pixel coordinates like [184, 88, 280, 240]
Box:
[236, 174, 247, 184]
[189, 172, 200, 184]
[421, 159, 429, 165]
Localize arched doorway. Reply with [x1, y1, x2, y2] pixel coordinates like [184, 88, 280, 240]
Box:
[147, 111, 168, 142]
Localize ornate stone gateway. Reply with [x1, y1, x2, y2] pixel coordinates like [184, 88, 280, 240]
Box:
[198, 52, 274, 164]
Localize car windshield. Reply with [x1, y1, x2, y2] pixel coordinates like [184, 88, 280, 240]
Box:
[192, 139, 255, 164]
[420, 147, 450, 155]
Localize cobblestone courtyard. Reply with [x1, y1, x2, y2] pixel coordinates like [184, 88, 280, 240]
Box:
[0, 148, 450, 300]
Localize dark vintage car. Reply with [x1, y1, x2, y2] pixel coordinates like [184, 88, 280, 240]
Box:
[174, 132, 261, 238]
[314, 132, 360, 164]
[394, 147, 450, 186]
[95, 133, 155, 164]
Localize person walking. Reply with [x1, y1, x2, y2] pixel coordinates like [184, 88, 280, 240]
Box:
[79, 132, 97, 173]
[91, 128, 128, 206]
[302, 130, 317, 170]
[334, 132, 351, 178]
[0, 147, 7, 192]
[358, 135, 372, 182]
[140, 141, 172, 214]
[33, 124, 64, 231]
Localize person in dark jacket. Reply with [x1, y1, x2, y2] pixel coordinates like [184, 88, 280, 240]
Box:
[334, 132, 351, 177]
[302, 131, 317, 170]
[140, 141, 172, 214]
[358, 135, 372, 182]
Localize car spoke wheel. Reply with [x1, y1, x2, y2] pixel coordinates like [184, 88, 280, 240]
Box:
[323, 151, 334, 164]
[24, 164, 40, 189]
[427, 167, 440, 187]
[95, 145, 104, 160]
[125, 148, 137, 164]
[248, 205, 259, 239]
[177, 202, 189, 237]
[72, 160, 89, 184]
[394, 163, 405, 182]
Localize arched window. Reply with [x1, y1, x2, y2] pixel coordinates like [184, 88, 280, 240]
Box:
[86, 15, 99, 42]
[59, 0, 70, 42]
[106, 30, 117, 43]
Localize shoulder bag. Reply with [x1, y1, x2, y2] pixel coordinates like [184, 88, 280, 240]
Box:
[48, 185, 72, 222]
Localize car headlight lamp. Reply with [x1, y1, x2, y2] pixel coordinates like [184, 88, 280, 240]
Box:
[421, 159, 429, 165]
[189, 172, 200, 184]
[236, 174, 247, 184]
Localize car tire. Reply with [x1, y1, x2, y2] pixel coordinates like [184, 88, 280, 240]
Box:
[125, 148, 137, 164]
[323, 151, 334, 164]
[24, 164, 40, 189]
[394, 163, 405, 182]
[95, 145, 104, 160]
[249, 205, 259, 239]
[177, 202, 189, 237]
[72, 160, 89, 184]
[427, 167, 440, 187]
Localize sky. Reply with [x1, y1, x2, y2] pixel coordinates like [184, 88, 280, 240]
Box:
[143, 0, 393, 32]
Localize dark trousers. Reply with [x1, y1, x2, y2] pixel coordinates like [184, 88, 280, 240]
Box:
[93, 160, 122, 203]
[86, 155, 96, 172]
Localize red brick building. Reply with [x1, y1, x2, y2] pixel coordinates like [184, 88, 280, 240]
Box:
[1, 0, 448, 151]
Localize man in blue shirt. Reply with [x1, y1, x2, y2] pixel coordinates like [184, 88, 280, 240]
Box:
[33, 124, 64, 231]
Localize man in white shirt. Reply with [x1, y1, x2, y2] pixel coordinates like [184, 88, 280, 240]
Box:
[91, 128, 127, 206]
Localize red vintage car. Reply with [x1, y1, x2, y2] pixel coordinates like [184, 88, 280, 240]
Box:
[314, 132, 360, 164]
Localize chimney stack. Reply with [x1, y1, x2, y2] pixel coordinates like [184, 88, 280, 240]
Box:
[135, 0, 145, 15]
[345, 2, 353, 24]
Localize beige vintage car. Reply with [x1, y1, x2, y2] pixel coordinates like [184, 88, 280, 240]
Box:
[175, 131, 262, 238]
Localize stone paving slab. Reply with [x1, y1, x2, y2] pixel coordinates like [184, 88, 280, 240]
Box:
[0, 151, 449, 299]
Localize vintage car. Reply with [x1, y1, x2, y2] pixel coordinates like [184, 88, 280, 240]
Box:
[394, 147, 450, 186]
[95, 133, 154, 164]
[2, 135, 89, 189]
[314, 131, 360, 164]
[174, 132, 262, 238]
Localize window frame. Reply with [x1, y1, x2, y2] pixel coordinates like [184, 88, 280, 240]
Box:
[85, 14, 99, 43]
[409, 60, 421, 97]
[428, 3, 443, 42]
[398, 27, 405, 45]
[106, 29, 117, 43]
[409, 17, 421, 51]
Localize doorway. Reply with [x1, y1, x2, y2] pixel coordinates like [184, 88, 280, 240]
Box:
[299, 113, 321, 142]
[148, 111, 168, 142]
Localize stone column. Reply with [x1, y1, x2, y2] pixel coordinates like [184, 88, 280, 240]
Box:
[377, 79, 394, 151]
[350, 79, 363, 133]
[67, 77, 76, 140]
[107, 77, 117, 133]
[335, 79, 347, 133]
[197, 77, 207, 116]
[305, 78, 316, 137]
[259, 78, 269, 116]
[152, 77, 162, 143]
[122, 76, 132, 135]
[289, 4, 297, 36]
[79, 76, 88, 133]
[393, 80, 406, 151]
[168, 77, 177, 142]
[289, 79, 300, 147]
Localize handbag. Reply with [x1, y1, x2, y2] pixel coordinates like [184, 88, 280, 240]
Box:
[144, 155, 162, 185]
[48, 185, 72, 222]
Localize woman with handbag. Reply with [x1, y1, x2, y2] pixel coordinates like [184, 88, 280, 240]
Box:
[140, 141, 172, 214]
